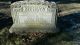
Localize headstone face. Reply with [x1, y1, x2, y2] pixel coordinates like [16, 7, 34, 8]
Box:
[9, 0, 57, 33]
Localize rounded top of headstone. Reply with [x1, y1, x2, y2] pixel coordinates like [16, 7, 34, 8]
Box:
[11, 0, 56, 9]
[24, 0, 45, 2]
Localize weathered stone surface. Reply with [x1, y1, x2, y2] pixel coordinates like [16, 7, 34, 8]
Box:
[9, 0, 57, 33]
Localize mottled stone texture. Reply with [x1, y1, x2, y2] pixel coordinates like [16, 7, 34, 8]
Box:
[0, 1, 80, 45]
[9, 0, 57, 33]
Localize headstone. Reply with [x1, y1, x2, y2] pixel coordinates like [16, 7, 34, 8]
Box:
[9, 0, 57, 33]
